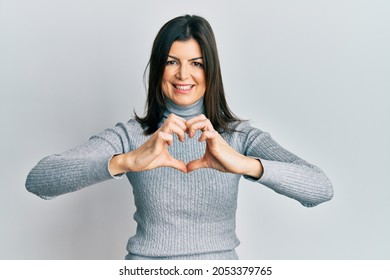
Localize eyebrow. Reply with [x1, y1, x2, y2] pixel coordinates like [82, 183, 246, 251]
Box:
[168, 55, 203, 61]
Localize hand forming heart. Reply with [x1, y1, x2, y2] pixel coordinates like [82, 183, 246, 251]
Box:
[110, 113, 263, 178]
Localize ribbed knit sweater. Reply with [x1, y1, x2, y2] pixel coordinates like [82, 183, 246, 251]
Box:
[25, 98, 333, 259]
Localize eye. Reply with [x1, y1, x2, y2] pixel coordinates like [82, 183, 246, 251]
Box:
[166, 60, 178, 65]
[192, 61, 204, 68]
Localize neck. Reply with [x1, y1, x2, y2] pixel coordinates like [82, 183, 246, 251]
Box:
[163, 98, 205, 120]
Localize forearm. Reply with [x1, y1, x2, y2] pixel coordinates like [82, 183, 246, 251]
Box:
[238, 122, 333, 206]
[25, 123, 131, 199]
[26, 153, 115, 199]
[254, 159, 334, 207]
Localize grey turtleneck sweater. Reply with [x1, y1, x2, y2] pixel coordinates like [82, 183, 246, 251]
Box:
[25, 98, 333, 259]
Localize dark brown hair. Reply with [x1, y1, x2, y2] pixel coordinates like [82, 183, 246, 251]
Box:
[135, 15, 241, 134]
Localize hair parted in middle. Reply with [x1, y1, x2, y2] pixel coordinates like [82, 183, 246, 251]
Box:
[135, 14, 241, 135]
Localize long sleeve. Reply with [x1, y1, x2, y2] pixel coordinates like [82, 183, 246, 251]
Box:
[25, 122, 132, 199]
[233, 122, 333, 207]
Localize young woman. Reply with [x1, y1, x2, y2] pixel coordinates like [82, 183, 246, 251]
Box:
[26, 15, 333, 260]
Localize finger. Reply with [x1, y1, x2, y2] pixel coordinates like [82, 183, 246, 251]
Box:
[161, 123, 186, 142]
[187, 158, 207, 173]
[198, 130, 219, 142]
[166, 157, 188, 173]
[161, 121, 187, 142]
[163, 114, 187, 130]
[186, 114, 206, 137]
[157, 131, 174, 146]
[186, 114, 207, 125]
[172, 124, 186, 142]
[187, 119, 214, 138]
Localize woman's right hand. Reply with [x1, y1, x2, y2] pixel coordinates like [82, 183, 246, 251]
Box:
[109, 114, 188, 175]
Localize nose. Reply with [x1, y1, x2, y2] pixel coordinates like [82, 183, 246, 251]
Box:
[176, 64, 189, 80]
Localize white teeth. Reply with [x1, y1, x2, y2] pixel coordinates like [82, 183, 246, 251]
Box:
[175, 85, 192, 91]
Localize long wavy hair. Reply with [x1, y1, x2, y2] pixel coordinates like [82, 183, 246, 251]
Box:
[135, 15, 240, 135]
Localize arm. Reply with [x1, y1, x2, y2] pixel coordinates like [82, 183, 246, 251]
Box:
[239, 122, 334, 207]
[185, 116, 333, 207]
[25, 122, 131, 199]
[26, 115, 189, 199]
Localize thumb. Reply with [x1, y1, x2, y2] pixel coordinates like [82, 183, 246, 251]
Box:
[166, 156, 188, 173]
[187, 158, 207, 173]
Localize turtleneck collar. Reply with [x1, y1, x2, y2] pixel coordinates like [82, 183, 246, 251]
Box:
[163, 97, 205, 120]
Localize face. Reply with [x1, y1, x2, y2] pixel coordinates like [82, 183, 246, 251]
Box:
[161, 39, 206, 107]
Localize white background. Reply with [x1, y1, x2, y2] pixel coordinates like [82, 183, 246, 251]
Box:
[1, 0, 389, 259]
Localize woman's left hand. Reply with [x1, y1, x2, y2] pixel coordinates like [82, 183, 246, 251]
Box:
[186, 115, 263, 179]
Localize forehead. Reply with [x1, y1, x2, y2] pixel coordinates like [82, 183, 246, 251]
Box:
[169, 39, 202, 58]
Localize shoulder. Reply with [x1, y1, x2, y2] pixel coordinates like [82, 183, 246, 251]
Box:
[91, 118, 147, 144]
[92, 118, 142, 137]
[114, 118, 148, 140]
[122, 118, 145, 132]
[227, 120, 266, 137]
[223, 120, 270, 150]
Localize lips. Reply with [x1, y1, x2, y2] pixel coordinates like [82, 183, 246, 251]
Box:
[173, 84, 194, 92]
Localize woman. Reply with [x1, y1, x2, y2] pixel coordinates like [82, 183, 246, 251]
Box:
[26, 15, 333, 260]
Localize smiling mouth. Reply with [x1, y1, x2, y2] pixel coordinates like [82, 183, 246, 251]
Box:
[173, 84, 194, 92]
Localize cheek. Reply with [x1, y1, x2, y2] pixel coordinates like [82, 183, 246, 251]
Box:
[194, 71, 206, 86]
[162, 72, 169, 83]
[163, 66, 176, 80]
[161, 82, 169, 95]
[161, 70, 171, 91]
[162, 67, 170, 82]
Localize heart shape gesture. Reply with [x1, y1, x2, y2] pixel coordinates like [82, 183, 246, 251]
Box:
[110, 114, 262, 179]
